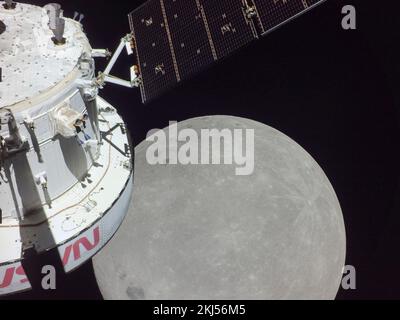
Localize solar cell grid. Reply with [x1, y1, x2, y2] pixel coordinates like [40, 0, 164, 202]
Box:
[163, 0, 215, 80]
[128, 0, 325, 103]
[252, 0, 325, 34]
[130, 0, 178, 102]
[199, 0, 257, 59]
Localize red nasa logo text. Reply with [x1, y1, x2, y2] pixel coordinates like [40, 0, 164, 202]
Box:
[62, 226, 100, 268]
[0, 264, 28, 290]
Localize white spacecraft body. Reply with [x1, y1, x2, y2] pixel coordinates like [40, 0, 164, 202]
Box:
[0, 0, 327, 297]
[0, 2, 133, 296]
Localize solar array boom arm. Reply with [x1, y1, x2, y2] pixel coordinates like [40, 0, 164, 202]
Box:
[97, 34, 141, 89]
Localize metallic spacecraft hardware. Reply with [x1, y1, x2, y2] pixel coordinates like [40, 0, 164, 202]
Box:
[3, 0, 16, 10]
[0, 1, 133, 296]
[0, 20, 5, 34]
[0, 0, 325, 297]
[45, 3, 66, 45]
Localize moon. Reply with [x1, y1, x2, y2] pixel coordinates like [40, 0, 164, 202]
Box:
[93, 116, 346, 300]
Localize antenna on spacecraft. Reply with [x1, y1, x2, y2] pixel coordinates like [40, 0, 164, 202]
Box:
[3, 0, 16, 10]
[44, 3, 66, 45]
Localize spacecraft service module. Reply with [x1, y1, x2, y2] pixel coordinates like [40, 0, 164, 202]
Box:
[0, 0, 398, 303]
[2, 0, 373, 302]
[0, 0, 333, 298]
[0, 0, 350, 300]
[0, 1, 134, 296]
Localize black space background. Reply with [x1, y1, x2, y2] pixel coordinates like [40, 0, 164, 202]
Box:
[2, 0, 400, 300]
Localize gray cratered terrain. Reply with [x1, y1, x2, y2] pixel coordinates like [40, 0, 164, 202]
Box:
[93, 116, 346, 300]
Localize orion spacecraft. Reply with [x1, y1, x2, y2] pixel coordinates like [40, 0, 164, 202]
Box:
[0, 0, 326, 296]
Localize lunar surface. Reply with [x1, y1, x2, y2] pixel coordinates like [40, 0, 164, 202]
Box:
[93, 116, 346, 300]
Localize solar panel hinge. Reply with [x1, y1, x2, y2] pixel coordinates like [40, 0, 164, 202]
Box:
[244, 0, 257, 19]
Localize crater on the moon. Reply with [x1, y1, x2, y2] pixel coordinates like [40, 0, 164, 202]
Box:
[126, 286, 145, 300]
